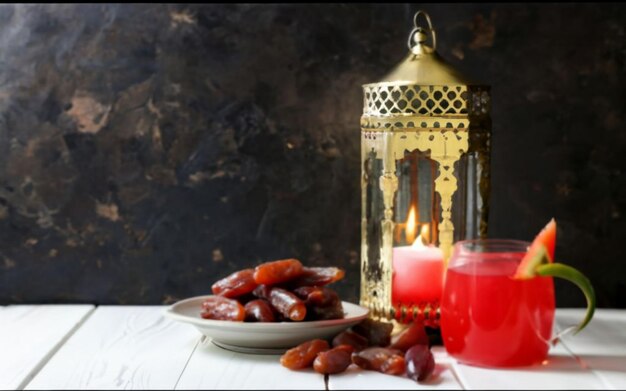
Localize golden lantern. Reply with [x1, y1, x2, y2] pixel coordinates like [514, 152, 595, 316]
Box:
[360, 11, 491, 324]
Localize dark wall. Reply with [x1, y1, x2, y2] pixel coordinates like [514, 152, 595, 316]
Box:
[0, 4, 624, 307]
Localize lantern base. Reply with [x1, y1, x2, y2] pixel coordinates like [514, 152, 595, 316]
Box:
[391, 301, 440, 327]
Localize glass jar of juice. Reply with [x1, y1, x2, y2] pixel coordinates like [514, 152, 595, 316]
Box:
[441, 239, 555, 367]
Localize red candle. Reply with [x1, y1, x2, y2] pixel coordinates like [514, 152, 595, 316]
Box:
[392, 223, 445, 306]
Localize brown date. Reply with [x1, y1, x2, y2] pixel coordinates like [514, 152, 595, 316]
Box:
[252, 284, 272, 299]
[253, 259, 304, 285]
[334, 344, 356, 354]
[211, 269, 258, 298]
[332, 330, 368, 352]
[352, 318, 394, 347]
[234, 293, 257, 305]
[200, 296, 245, 321]
[352, 347, 406, 376]
[307, 299, 344, 321]
[244, 299, 276, 322]
[293, 286, 339, 307]
[269, 287, 307, 321]
[293, 286, 344, 321]
[280, 339, 329, 370]
[287, 267, 345, 288]
[389, 322, 429, 352]
[313, 345, 353, 374]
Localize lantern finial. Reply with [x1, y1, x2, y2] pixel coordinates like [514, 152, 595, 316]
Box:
[408, 10, 437, 52]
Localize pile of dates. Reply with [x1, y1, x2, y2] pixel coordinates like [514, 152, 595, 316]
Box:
[201, 259, 345, 322]
[281, 319, 436, 383]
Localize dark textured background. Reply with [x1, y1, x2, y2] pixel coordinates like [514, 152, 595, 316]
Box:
[0, 4, 624, 307]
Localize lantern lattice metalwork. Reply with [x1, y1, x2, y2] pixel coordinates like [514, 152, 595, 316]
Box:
[360, 11, 491, 324]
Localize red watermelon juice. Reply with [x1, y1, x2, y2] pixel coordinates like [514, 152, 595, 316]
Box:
[441, 244, 555, 367]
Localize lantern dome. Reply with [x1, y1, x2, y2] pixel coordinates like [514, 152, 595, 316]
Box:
[361, 11, 490, 131]
[375, 50, 475, 87]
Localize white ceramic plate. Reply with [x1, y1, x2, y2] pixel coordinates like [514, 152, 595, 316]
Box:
[165, 295, 369, 354]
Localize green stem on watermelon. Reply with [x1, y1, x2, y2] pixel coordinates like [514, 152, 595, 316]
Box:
[535, 263, 596, 334]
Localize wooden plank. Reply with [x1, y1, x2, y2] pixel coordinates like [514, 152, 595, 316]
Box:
[175, 337, 325, 390]
[556, 309, 626, 389]
[328, 347, 462, 390]
[25, 306, 200, 390]
[450, 319, 604, 390]
[0, 305, 94, 390]
[451, 343, 603, 390]
[16, 306, 618, 390]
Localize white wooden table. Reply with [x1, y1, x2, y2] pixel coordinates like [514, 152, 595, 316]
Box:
[1, 307, 624, 390]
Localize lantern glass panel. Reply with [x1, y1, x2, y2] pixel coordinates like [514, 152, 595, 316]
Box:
[393, 150, 438, 247]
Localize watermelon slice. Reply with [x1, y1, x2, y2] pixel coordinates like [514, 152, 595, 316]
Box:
[514, 219, 556, 279]
[538, 218, 556, 261]
[514, 243, 549, 280]
[514, 219, 596, 334]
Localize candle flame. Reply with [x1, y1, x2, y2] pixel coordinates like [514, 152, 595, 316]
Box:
[405, 207, 430, 248]
[405, 206, 417, 243]
[421, 224, 429, 240]
[412, 224, 430, 249]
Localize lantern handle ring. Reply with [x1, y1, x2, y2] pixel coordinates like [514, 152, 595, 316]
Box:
[407, 10, 437, 51]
